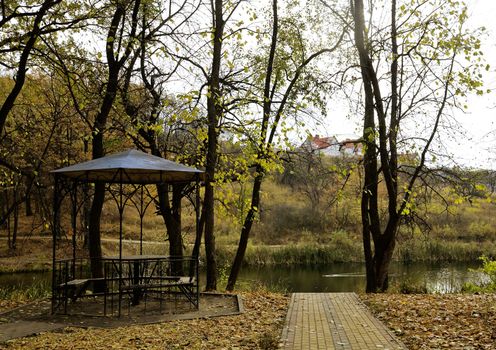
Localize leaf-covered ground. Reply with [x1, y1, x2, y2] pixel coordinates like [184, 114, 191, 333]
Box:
[1, 292, 289, 350]
[0, 300, 25, 312]
[3, 292, 495, 349]
[361, 293, 496, 350]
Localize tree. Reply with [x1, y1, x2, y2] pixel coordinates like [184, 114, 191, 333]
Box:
[281, 149, 356, 224]
[347, 0, 486, 292]
[198, 0, 225, 290]
[0, 1, 92, 237]
[0, 74, 83, 246]
[119, 0, 199, 273]
[226, 0, 344, 291]
[0, 0, 90, 135]
[42, 0, 144, 282]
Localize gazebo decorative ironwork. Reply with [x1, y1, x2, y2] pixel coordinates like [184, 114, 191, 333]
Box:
[50, 149, 204, 317]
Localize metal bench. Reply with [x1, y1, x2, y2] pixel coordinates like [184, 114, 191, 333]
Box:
[59, 278, 105, 301]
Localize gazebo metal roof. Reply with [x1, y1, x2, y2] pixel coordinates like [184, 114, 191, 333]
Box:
[51, 149, 204, 184]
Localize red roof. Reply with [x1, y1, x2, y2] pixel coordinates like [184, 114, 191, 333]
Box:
[312, 136, 334, 149]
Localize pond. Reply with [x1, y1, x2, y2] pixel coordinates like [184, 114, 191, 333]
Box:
[237, 261, 487, 293]
[0, 261, 487, 294]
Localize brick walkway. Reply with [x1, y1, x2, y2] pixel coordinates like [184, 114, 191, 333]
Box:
[280, 293, 406, 350]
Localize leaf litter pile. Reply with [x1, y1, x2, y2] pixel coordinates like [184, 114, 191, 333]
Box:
[361, 293, 496, 350]
[2, 292, 289, 350]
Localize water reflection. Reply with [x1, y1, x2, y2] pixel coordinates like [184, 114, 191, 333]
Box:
[0, 262, 487, 294]
[239, 261, 486, 293]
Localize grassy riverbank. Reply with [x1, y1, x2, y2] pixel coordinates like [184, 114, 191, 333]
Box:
[214, 237, 495, 268]
[0, 234, 494, 275]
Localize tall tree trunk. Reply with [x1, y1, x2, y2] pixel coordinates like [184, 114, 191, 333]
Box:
[352, 0, 403, 292]
[226, 0, 278, 291]
[353, 0, 382, 292]
[87, 0, 140, 288]
[156, 182, 185, 275]
[203, 0, 225, 291]
[226, 171, 263, 291]
[88, 173, 105, 289]
[11, 189, 18, 250]
[25, 178, 33, 217]
[203, 177, 217, 290]
[226, 0, 340, 291]
[87, 64, 120, 286]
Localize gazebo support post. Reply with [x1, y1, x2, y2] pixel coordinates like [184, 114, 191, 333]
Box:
[170, 183, 186, 275]
[139, 185, 144, 255]
[191, 177, 203, 276]
[51, 175, 59, 314]
[71, 181, 78, 279]
[195, 176, 200, 304]
[88, 180, 105, 293]
[118, 170, 124, 317]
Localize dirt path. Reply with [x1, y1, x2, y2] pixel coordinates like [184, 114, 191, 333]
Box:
[0, 236, 168, 246]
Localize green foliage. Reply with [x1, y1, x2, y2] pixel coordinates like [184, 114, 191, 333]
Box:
[462, 255, 496, 293]
[479, 255, 496, 285]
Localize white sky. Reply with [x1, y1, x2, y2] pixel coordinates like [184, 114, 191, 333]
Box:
[457, 0, 496, 168]
[312, 0, 496, 169]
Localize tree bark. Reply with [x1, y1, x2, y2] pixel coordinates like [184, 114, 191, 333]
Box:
[11, 189, 18, 250]
[203, 0, 225, 291]
[353, 0, 388, 292]
[226, 170, 263, 291]
[352, 0, 403, 292]
[156, 183, 185, 275]
[87, 0, 141, 287]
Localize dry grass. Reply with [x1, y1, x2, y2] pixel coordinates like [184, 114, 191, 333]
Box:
[1, 177, 496, 272]
[0, 238, 53, 272]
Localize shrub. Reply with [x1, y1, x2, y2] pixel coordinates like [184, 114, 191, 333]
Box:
[477, 255, 496, 285]
[461, 255, 496, 293]
[467, 221, 494, 241]
[397, 279, 428, 294]
[257, 329, 280, 350]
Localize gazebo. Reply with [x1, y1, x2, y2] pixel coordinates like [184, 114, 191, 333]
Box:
[50, 149, 204, 317]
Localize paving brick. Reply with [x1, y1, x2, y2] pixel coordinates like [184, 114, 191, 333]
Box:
[280, 293, 406, 350]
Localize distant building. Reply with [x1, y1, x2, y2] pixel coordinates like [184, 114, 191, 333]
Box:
[301, 134, 363, 157]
